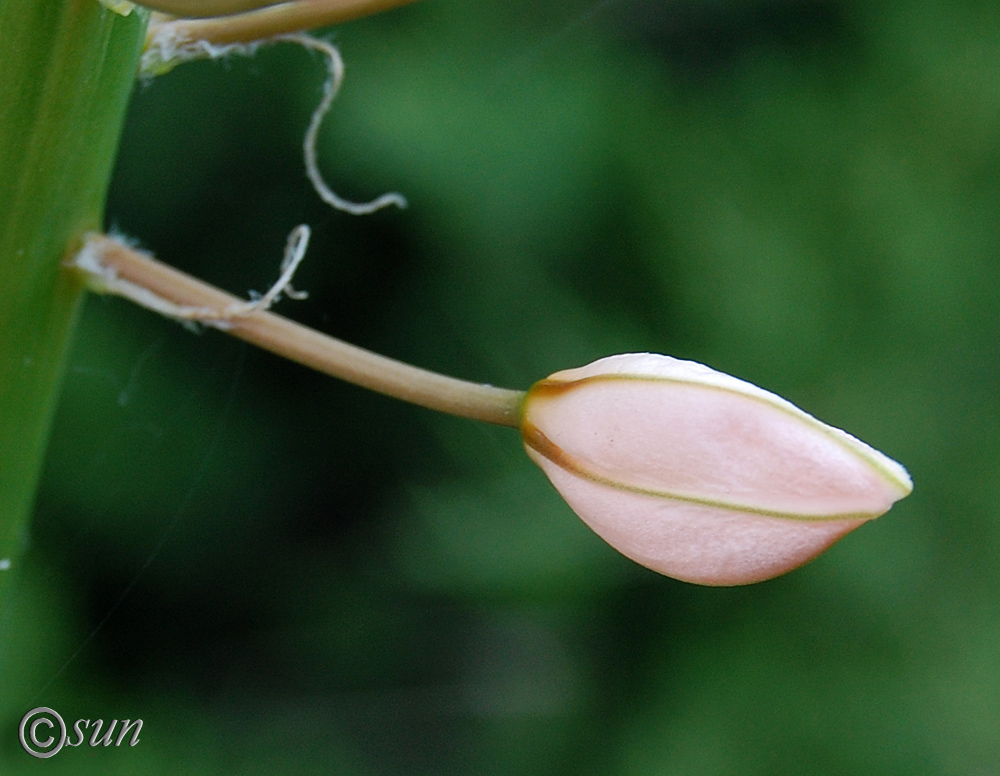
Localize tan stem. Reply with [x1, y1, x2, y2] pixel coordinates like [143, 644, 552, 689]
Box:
[75, 236, 525, 428]
[146, 0, 424, 46]
[140, 0, 284, 16]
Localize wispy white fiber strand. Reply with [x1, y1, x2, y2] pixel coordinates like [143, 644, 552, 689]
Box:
[227, 224, 311, 316]
[141, 31, 405, 215]
[276, 34, 407, 215]
[72, 226, 313, 328]
[141, 22, 260, 76]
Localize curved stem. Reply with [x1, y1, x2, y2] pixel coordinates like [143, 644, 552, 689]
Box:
[72, 236, 526, 428]
[145, 0, 424, 48]
[141, 0, 287, 16]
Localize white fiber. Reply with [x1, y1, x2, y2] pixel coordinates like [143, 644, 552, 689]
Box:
[141, 29, 405, 215]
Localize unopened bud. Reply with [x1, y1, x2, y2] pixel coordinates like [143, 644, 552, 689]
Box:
[521, 354, 912, 585]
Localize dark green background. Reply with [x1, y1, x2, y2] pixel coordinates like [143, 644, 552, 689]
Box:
[3, 0, 996, 772]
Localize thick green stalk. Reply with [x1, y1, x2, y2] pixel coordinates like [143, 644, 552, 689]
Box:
[0, 1, 147, 606]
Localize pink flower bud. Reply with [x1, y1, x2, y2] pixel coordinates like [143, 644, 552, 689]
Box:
[521, 354, 912, 586]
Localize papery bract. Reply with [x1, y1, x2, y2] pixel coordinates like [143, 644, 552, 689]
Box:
[521, 354, 912, 586]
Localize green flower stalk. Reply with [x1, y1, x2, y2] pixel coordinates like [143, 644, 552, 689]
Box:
[0, 1, 148, 605]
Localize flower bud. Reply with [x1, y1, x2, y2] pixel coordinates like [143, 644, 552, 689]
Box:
[521, 353, 912, 586]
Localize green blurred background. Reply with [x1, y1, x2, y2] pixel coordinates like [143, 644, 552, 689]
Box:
[3, 0, 998, 772]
